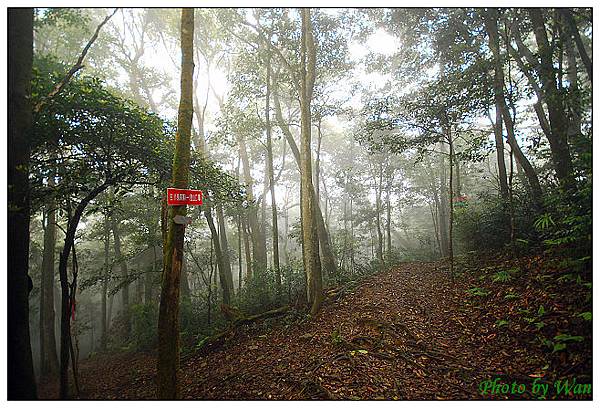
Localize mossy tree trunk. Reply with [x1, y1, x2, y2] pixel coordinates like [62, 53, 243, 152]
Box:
[157, 8, 195, 399]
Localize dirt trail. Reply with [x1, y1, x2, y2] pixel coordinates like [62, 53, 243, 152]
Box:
[40, 261, 562, 400]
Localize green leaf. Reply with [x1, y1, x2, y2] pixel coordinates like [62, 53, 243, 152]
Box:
[553, 343, 567, 353]
[496, 319, 508, 328]
[537, 305, 546, 316]
[553, 334, 584, 343]
[578, 312, 592, 321]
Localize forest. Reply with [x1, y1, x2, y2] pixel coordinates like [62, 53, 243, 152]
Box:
[7, 6, 592, 401]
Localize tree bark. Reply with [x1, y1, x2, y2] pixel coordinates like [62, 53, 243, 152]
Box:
[300, 9, 323, 315]
[40, 177, 59, 376]
[8, 8, 37, 400]
[157, 8, 194, 399]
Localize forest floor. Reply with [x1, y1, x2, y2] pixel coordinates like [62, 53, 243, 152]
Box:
[39, 253, 592, 400]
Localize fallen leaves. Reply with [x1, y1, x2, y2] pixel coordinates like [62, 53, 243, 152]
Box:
[37, 255, 591, 400]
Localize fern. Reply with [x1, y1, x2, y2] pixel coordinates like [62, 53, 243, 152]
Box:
[492, 270, 511, 283]
[466, 287, 490, 297]
[534, 213, 555, 231]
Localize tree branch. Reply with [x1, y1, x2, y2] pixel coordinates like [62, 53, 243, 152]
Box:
[35, 8, 118, 113]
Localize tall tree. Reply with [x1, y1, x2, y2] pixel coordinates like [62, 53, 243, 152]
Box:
[272, 76, 337, 277]
[483, 8, 543, 209]
[8, 7, 37, 400]
[300, 9, 323, 315]
[110, 210, 131, 339]
[263, 34, 282, 289]
[490, 102, 509, 200]
[157, 8, 195, 399]
[40, 175, 59, 376]
[527, 8, 575, 192]
[101, 212, 110, 351]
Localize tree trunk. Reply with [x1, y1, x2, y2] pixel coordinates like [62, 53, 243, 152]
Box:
[111, 216, 130, 339]
[484, 9, 544, 209]
[204, 202, 232, 305]
[216, 203, 234, 300]
[237, 214, 243, 292]
[558, 8, 592, 82]
[264, 46, 281, 289]
[241, 215, 252, 280]
[236, 131, 268, 272]
[146, 243, 157, 304]
[447, 127, 455, 282]
[8, 8, 37, 399]
[59, 183, 111, 398]
[349, 197, 355, 272]
[300, 9, 323, 315]
[492, 101, 509, 200]
[272, 78, 337, 276]
[40, 177, 59, 376]
[315, 119, 322, 202]
[157, 8, 194, 399]
[385, 185, 392, 256]
[101, 214, 110, 351]
[375, 161, 384, 265]
[563, 22, 582, 140]
[528, 9, 576, 192]
[437, 145, 450, 257]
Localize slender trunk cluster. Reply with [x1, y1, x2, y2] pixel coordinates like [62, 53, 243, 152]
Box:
[483, 9, 543, 209]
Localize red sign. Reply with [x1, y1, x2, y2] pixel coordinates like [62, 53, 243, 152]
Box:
[167, 188, 203, 206]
